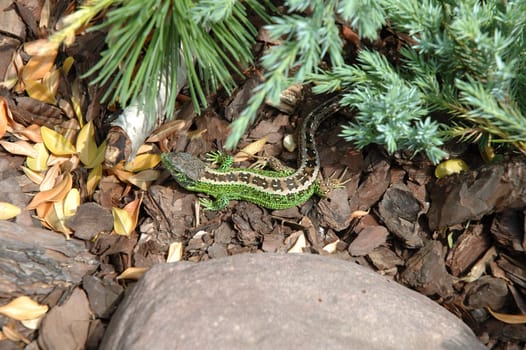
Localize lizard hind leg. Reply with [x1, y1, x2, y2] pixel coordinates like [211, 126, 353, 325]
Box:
[199, 195, 230, 211]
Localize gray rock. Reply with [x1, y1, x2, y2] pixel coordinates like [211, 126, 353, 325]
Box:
[101, 253, 486, 350]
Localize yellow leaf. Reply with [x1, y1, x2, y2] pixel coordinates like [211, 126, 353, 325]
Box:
[167, 242, 183, 263]
[0, 296, 48, 321]
[435, 159, 469, 179]
[86, 140, 107, 169]
[76, 121, 98, 166]
[41, 126, 76, 155]
[63, 188, 80, 217]
[24, 79, 57, 105]
[62, 56, 75, 74]
[124, 153, 161, 172]
[487, 308, 526, 324]
[43, 68, 60, 101]
[234, 137, 267, 162]
[26, 143, 49, 172]
[116, 267, 149, 280]
[0, 202, 21, 220]
[112, 207, 134, 236]
[44, 201, 71, 239]
[87, 164, 102, 195]
[0, 140, 39, 158]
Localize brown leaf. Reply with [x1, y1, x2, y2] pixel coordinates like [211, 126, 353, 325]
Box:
[27, 172, 72, 209]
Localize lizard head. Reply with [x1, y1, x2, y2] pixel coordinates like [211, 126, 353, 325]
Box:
[161, 152, 207, 189]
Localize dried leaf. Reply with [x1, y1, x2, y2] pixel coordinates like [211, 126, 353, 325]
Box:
[112, 207, 134, 237]
[288, 232, 307, 253]
[487, 308, 526, 324]
[27, 172, 72, 209]
[63, 188, 80, 217]
[167, 242, 184, 263]
[62, 56, 75, 75]
[435, 159, 469, 179]
[234, 137, 267, 162]
[86, 140, 107, 168]
[76, 121, 98, 166]
[0, 140, 38, 158]
[87, 164, 102, 195]
[41, 126, 76, 156]
[24, 79, 57, 105]
[22, 40, 58, 81]
[322, 239, 340, 254]
[39, 163, 60, 191]
[0, 97, 8, 139]
[123, 153, 161, 172]
[26, 143, 49, 172]
[147, 119, 186, 142]
[16, 124, 44, 143]
[0, 296, 48, 321]
[0, 202, 21, 220]
[44, 201, 72, 238]
[21, 166, 44, 185]
[349, 209, 370, 220]
[116, 267, 149, 280]
[127, 169, 160, 190]
[2, 324, 30, 344]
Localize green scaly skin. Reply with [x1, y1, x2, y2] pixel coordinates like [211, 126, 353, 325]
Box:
[161, 96, 341, 210]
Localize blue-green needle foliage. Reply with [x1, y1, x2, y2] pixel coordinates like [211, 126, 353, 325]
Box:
[225, 0, 386, 149]
[228, 0, 526, 161]
[312, 50, 447, 164]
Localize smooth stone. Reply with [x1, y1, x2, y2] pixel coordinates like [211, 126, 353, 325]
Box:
[101, 253, 485, 350]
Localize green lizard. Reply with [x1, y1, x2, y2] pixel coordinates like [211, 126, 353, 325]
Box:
[161, 96, 342, 210]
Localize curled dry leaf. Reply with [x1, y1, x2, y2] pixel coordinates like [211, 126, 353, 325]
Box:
[63, 188, 80, 217]
[39, 163, 61, 191]
[16, 124, 44, 143]
[167, 242, 184, 263]
[349, 209, 370, 221]
[147, 119, 186, 142]
[0, 296, 48, 321]
[0, 98, 8, 139]
[26, 143, 49, 172]
[2, 324, 30, 344]
[288, 232, 307, 254]
[21, 166, 44, 185]
[435, 159, 469, 179]
[127, 170, 160, 190]
[0, 140, 39, 158]
[44, 201, 72, 239]
[234, 137, 267, 163]
[0, 202, 21, 220]
[322, 239, 340, 254]
[41, 126, 76, 156]
[27, 172, 72, 209]
[116, 267, 149, 280]
[487, 308, 526, 324]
